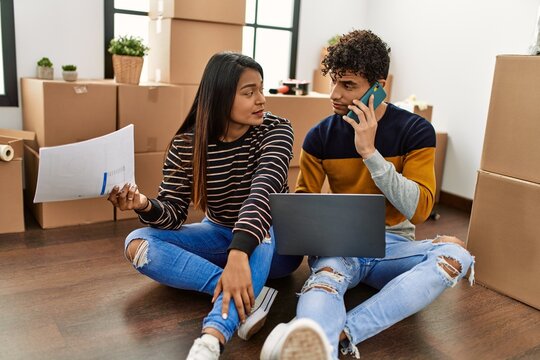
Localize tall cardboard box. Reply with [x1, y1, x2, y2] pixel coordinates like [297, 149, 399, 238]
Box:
[481, 55, 540, 184]
[118, 84, 185, 152]
[149, 0, 246, 25]
[21, 79, 117, 148]
[24, 145, 114, 229]
[148, 19, 242, 84]
[265, 94, 331, 167]
[467, 171, 540, 310]
[116, 152, 165, 220]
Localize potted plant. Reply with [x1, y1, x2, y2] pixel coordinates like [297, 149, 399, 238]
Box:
[108, 35, 149, 85]
[62, 64, 78, 82]
[37, 57, 54, 80]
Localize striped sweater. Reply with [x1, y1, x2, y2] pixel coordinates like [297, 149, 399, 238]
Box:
[297, 103, 436, 240]
[138, 113, 294, 256]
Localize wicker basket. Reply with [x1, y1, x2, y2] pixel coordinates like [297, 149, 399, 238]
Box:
[112, 54, 143, 85]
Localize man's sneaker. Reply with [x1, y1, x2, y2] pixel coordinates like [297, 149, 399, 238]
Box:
[186, 334, 221, 360]
[260, 318, 333, 360]
[238, 286, 278, 340]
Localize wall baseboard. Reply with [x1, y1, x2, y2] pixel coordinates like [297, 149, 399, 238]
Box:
[438, 191, 473, 213]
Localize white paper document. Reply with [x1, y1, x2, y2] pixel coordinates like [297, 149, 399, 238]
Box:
[34, 125, 135, 203]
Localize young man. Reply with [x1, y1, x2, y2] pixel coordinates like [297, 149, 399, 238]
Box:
[260, 30, 475, 360]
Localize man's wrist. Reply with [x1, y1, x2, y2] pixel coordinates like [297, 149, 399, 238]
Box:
[359, 148, 376, 159]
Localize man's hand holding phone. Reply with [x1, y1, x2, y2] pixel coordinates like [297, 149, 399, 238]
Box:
[342, 82, 387, 159]
[346, 82, 386, 123]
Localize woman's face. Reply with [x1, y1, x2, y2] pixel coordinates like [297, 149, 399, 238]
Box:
[229, 68, 265, 130]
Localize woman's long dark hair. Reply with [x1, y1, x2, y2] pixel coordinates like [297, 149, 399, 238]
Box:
[169, 52, 263, 211]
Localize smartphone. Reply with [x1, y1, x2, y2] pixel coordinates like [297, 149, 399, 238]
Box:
[347, 82, 387, 123]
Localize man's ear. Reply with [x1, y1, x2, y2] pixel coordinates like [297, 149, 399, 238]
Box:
[377, 79, 387, 88]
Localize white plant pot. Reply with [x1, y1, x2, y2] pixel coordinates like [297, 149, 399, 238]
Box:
[37, 66, 54, 80]
[62, 71, 78, 82]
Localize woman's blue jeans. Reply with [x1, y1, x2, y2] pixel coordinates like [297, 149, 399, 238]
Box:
[124, 217, 302, 342]
[296, 233, 475, 359]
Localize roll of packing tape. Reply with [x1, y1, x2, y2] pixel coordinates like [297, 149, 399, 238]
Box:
[0, 144, 14, 162]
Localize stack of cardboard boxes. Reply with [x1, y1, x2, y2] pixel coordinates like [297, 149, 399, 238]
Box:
[467, 55, 540, 310]
[113, 0, 245, 220]
[115, 83, 186, 220]
[21, 79, 118, 228]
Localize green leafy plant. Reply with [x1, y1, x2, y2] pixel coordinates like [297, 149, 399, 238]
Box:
[62, 64, 77, 71]
[327, 34, 341, 46]
[37, 57, 53, 67]
[108, 36, 149, 57]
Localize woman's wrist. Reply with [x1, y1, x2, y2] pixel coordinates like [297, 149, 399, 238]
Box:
[138, 197, 152, 212]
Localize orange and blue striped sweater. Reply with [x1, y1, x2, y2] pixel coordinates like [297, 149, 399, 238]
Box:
[296, 103, 436, 240]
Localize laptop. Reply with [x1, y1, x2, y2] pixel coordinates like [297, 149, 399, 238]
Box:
[270, 193, 386, 257]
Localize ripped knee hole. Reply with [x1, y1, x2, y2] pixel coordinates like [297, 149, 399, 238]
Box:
[438, 256, 462, 278]
[303, 283, 337, 294]
[126, 239, 148, 267]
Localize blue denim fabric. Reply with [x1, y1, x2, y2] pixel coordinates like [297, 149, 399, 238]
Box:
[124, 217, 302, 342]
[296, 233, 474, 359]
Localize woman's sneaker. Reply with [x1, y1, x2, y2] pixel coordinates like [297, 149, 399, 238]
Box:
[260, 318, 333, 360]
[237, 286, 278, 340]
[186, 334, 221, 360]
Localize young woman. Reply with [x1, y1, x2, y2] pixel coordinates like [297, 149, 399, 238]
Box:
[108, 52, 302, 360]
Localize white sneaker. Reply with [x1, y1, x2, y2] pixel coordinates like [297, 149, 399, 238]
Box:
[238, 286, 278, 340]
[260, 318, 333, 360]
[186, 334, 221, 360]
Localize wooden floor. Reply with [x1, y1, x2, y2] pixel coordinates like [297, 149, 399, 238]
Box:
[1, 204, 539, 360]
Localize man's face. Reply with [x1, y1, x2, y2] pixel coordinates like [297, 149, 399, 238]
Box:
[329, 72, 372, 116]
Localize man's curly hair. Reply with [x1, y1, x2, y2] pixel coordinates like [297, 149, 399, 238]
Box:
[322, 30, 391, 85]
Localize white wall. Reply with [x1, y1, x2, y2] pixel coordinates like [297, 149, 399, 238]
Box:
[296, 0, 540, 199]
[0, 0, 103, 129]
[296, 0, 368, 82]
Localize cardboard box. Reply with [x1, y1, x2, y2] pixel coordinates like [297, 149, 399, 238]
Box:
[180, 85, 198, 120]
[413, 105, 433, 122]
[0, 133, 24, 233]
[24, 145, 114, 229]
[118, 83, 185, 152]
[467, 170, 540, 310]
[435, 132, 447, 203]
[384, 74, 393, 103]
[21, 78, 117, 148]
[149, 0, 246, 25]
[481, 55, 540, 184]
[116, 152, 165, 220]
[265, 93, 331, 167]
[0, 159, 24, 234]
[312, 69, 331, 94]
[0, 129, 35, 234]
[148, 19, 242, 84]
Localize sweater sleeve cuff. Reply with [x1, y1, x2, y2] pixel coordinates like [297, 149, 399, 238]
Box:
[135, 199, 162, 221]
[363, 150, 389, 178]
[228, 231, 259, 257]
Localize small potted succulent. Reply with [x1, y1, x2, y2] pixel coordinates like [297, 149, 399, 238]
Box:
[108, 35, 149, 85]
[62, 64, 78, 82]
[37, 57, 54, 80]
